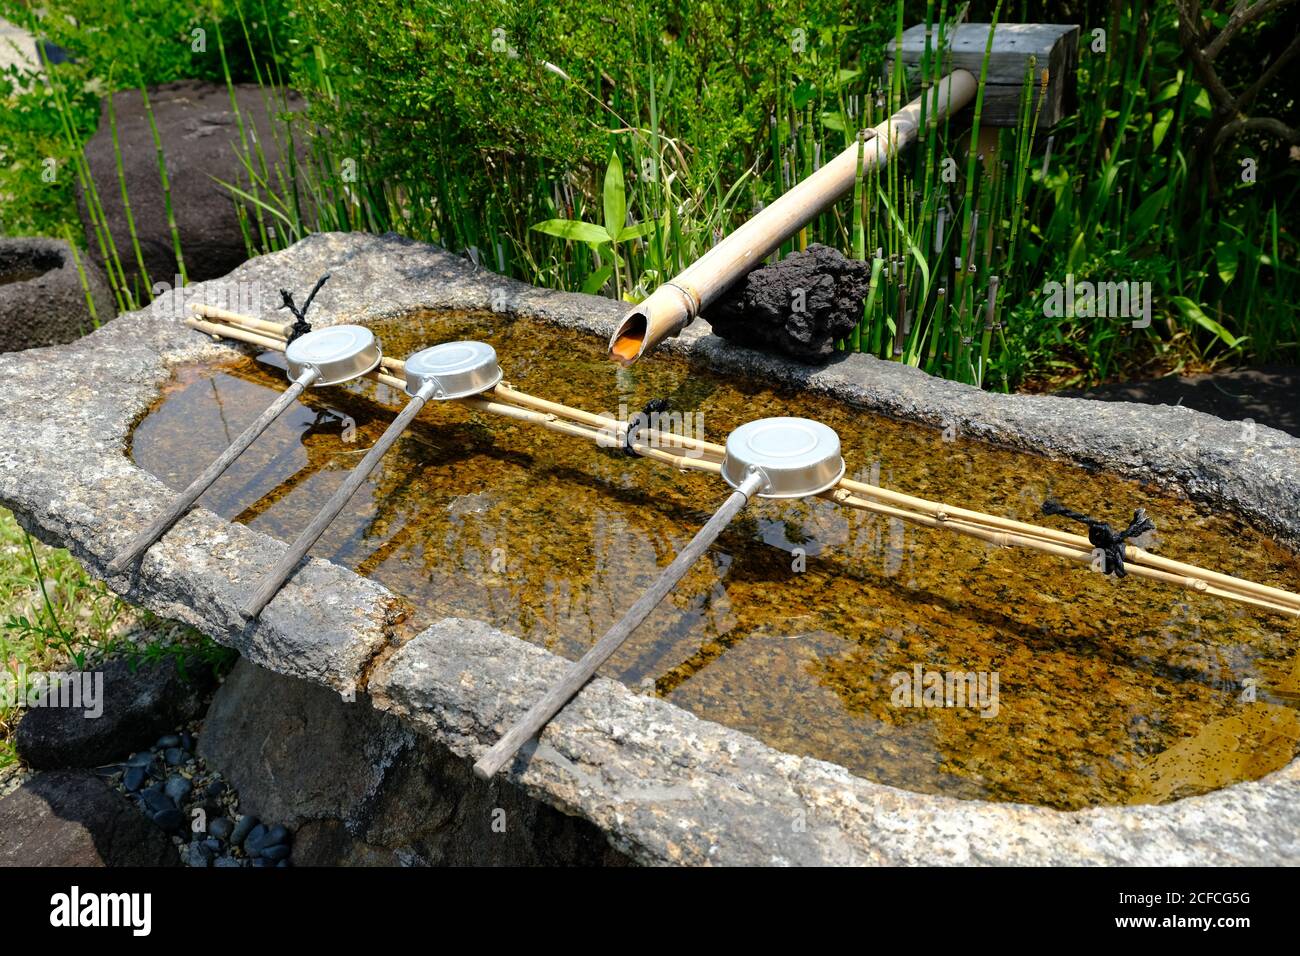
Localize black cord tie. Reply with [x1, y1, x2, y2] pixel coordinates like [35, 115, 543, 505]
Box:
[1041, 499, 1156, 577]
[624, 398, 671, 456]
[280, 273, 331, 344]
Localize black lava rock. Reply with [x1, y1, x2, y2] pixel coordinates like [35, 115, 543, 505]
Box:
[15, 656, 216, 770]
[702, 243, 872, 363]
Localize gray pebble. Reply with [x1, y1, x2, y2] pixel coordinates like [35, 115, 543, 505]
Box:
[163, 775, 191, 804]
[164, 747, 186, 767]
[213, 855, 241, 868]
[208, 817, 233, 841]
[263, 825, 289, 848]
[186, 843, 210, 868]
[125, 751, 154, 768]
[230, 815, 257, 846]
[261, 844, 291, 863]
[155, 734, 181, 749]
[244, 823, 269, 855]
[204, 837, 222, 852]
[141, 788, 175, 815]
[204, 781, 225, 801]
[123, 766, 146, 792]
[180, 732, 195, 751]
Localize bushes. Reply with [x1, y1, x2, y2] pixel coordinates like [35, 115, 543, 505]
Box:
[1, 0, 1296, 387]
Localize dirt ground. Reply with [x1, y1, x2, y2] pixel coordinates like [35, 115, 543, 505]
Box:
[1060, 366, 1299, 439]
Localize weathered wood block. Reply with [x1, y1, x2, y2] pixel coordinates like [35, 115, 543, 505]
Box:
[887, 22, 1079, 127]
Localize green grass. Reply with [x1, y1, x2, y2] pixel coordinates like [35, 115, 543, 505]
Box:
[0, 509, 235, 769]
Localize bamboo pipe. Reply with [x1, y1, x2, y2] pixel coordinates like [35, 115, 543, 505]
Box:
[188, 313, 1300, 614]
[473, 469, 769, 779]
[191, 304, 292, 338]
[829, 490, 1300, 619]
[608, 70, 979, 364]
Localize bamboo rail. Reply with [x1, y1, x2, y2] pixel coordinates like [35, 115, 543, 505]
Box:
[183, 307, 1300, 618]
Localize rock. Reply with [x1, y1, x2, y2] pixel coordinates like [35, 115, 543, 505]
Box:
[0, 770, 180, 866]
[260, 843, 291, 862]
[155, 733, 181, 749]
[703, 243, 871, 362]
[76, 81, 306, 287]
[201, 659, 626, 866]
[164, 747, 186, 767]
[213, 855, 241, 868]
[0, 237, 114, 353]
[152, 808, 186, 833]
[163, 774, 191, 804]
[122, 765, 147, 792]
[15, 654, 216, 770]
[185, 841, 212, 867]
[243, 823, 269, 856]
[140, 787, 174, 815]
[204, 780, 226, 801]
[125, 751, 155, 768]
[6, 230, 1300, 866]
[207, 816, 233, 841]
[229, 814, 256, 847]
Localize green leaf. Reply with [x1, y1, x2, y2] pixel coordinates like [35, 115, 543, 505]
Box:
[1128, 186, 1167, 238]
[876, 187, 930, 304]
[618, 219, 658, 241]
[580, 264, 614, 295]
[531, 219, 611, 245]
[603, 152, 626, 243]
[1170, 295, 1246, 350]
[820, 111, 846, 132]
[1215, 241, 1238, 287]
[1152, 108, 1173, 149]
[792, 79, 816, 109]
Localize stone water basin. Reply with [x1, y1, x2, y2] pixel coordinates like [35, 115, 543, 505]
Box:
[130, 309, 1300, 811]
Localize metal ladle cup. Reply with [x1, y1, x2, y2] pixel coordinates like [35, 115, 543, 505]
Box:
[240, 341, 502, 619]
[473, 416, 845, 779]
[108, 325, 381, 575]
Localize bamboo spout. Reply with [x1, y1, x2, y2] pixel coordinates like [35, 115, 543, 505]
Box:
[609, 69, 979, 363]
[608, 282, 694, 365]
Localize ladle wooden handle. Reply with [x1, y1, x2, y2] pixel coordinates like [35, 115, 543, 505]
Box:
[473, 469, 767, 780]
[240, 381, 436, 619]
[108, 369, 320, 575]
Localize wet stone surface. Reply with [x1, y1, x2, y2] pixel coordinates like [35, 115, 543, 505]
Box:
[130, 310, 1300, 810]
